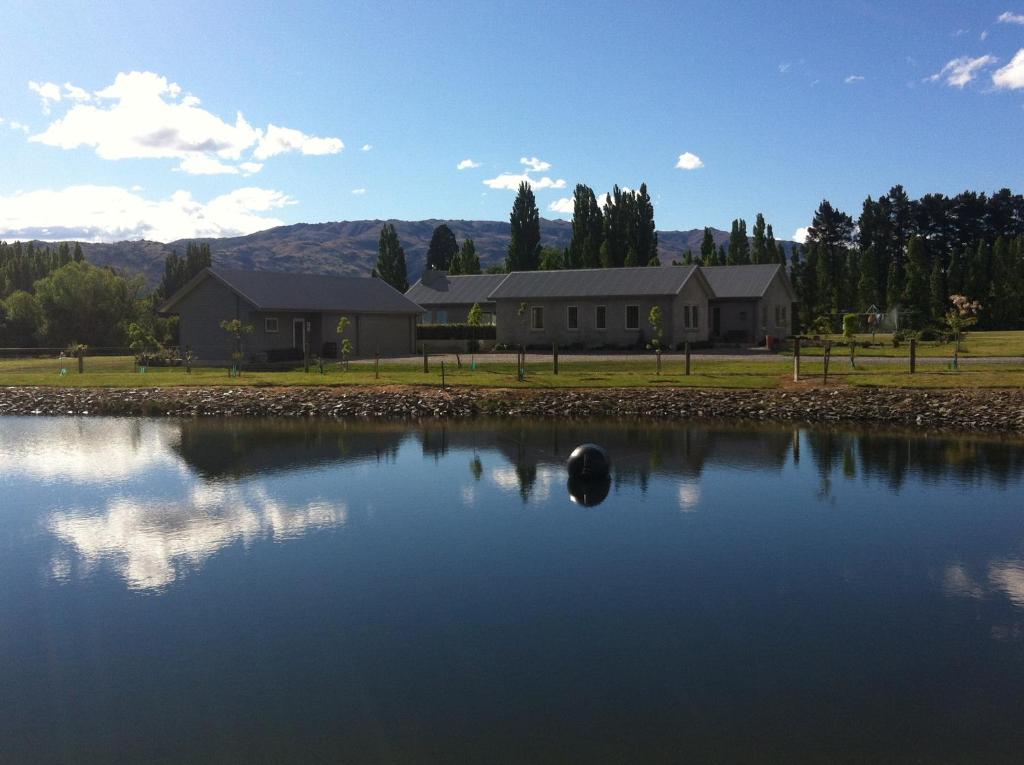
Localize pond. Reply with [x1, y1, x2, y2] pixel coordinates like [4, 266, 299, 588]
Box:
[2, 417, 1024, 763]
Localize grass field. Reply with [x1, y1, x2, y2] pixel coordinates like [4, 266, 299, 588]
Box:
[792, 330, 1024, 358]
[2, 352, 1024, 390]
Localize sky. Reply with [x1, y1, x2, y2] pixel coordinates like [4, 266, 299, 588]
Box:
[0, 0, 1022, 244]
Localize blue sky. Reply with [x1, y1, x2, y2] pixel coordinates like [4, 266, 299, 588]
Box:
[1, 0, 1022, 243]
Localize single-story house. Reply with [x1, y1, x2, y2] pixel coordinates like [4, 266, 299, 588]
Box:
[488, 265, 713, 349]
[404, 270, 506, 324]
[160, 268, 424, 362]
[701, 264, 796, 344]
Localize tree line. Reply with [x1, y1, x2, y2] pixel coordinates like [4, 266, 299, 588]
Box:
[794, 185, 1024, 330]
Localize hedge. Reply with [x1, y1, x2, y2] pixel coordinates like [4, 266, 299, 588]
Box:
[416, 323, 497, 340]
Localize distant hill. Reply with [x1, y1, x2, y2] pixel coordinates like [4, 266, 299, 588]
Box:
[60, 219, 796, 287]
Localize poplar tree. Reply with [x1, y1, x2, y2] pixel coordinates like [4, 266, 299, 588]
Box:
[765, 223, 780, 264]
[727, 219, 750, 265]
[374, 223, 409, 292]
[635, 182, 658, 266]
[857, 245, 878, 309]
[752, 213, 768, 264]
[700, 227, 716, 264]
[506, 181, 541, 271]
[568, 184, 603, 269]
[928, 256, 947, 322]
[458, 238, 480, 274]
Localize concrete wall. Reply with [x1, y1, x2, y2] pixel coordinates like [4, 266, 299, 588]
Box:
[495, 290, 709, 349]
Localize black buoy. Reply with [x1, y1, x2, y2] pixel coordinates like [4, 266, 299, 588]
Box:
[567, 476, 611, 507]
[566, 443, 611, 480]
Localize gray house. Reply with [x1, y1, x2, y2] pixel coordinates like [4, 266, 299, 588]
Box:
[489, 265, 713, 349]
[701, 264, 796, 343]
[405, 270, 506, 324]
[161, 268, 424, 362]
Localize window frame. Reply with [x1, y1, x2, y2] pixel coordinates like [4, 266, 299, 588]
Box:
[625, 304, 640, 331]
[691, 305, 699, 329]
[595, 305, 607, 330]
[265, 317, 279, 334]
[566, 305, 579, 331]
[530, 305, 545, 331]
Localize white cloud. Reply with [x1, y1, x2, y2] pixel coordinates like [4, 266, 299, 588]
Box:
[175, 155, 240, 175]
[29, 70, 343, 172]
[9, 120, 29, 133]
[844, 74, 865, 84]
[596, 187, 634, 207]
[351, 187, 367, 195]
[483, 172, 565, 190]
[993, 49, 1024, 89]
[457, 158, 481, 170]
[778, 62, 791, 73]
[548, 197, 574, 214]
[981, 30, 990, 41]
[927, 55, 997, 87]
[520, 156, 551, 172]
[238, 161, 263, 174]
[675, 151, 704, 170]
[361, 143, 372, 151]
[253, 123, 343, 159]
[792, 227, 809, 244]
[0, 184, 295, 242]
[998, 11, 1024, 24]
[29, 80, 63, 112]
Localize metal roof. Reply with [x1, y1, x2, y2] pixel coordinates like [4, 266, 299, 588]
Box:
[700, 264, 787, 299]
[487, 265, 700, 300]
[405, 272, 508, 306]
[162, 268, 424, 314]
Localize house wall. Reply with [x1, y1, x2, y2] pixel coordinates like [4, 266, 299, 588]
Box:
[668, 277, 712, 346]
[495, 291, 709, 349]
[711, 274, 795, 344]
[711, 300, 758, 342]
[418, 303, 496, 325]
[177, 277, 255, 363]
[320, 313, 416, 357]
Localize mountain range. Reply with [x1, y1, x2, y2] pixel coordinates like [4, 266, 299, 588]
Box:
[68, 219, 796, 287]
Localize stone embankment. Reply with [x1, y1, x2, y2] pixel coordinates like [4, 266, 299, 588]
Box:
[1, 385, 1023, 432]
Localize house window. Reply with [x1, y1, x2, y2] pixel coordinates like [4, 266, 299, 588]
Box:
[265, 317, 279, 333]
[566, 306, 579, 330]
[435, 310, 448, 325]
[482, 312, 495, 325]
[692, 306, 699, 328]
[683, 306, 691, 329]
[761, 306, 768, 327]
[596, 305, 607, 330]
[625, 305, 640, 330]
[531, 306, 544, 330]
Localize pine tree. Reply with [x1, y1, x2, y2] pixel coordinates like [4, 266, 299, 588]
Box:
[373, 223, 409, 292]
[928, 256, 947, 323]
[752, 213, 768, 264]
[806, 200, 854, 313]
[857, 245, 878, 309]
[799, 243, 820, 327]
[901, 236, 928, 327]
[425, 224, 459, 272]
[966, 241, 989, 301]
[946, 248, 965, 296]
[73, 242, 84, 262]
[700, 227, 716, 264]
[506, 181, 541, 272]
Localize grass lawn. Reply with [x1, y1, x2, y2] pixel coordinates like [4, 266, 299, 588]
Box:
[1, 353, 1023, 390]
[792, 330, 1024, 358]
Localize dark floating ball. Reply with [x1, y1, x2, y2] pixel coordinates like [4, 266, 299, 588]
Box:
[566, 443, 611, 480]
[567, 476, 611, 507]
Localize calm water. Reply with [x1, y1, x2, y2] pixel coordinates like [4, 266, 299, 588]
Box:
[2, 417, 1024, 763]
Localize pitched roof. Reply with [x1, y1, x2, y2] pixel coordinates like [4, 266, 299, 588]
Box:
[162, 268, 424, 314]
[487, 265, 701, 300]
[700, 264, 790, 299]
[405, 272, 508, 306]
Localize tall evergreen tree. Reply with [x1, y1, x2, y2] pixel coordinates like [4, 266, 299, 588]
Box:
[635, 182, 658, 266]
[374, 223, 409, 292]
[458, 238, 480, 274]
[727, 219, 750, 265]
[700, 227, 716, 264]
[946, 247, 965, 296]
[901, 236, 929, 327]
[806, 200, 855, 312]
[928, 256, 947, 323]
[425, 224, 459, 272]
[717, 243, 727, 266]
[72, 242, 84, 262]
[568, 184, 603, 269]
[506, 181, 542, 272]
[857, 245, 879, 309]
[765, 223, 780, 264]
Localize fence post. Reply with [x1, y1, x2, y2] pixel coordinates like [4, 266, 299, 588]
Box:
[685, 341, 691, 376]
[441, 361, 446, 388]
[553, 343, 559, 375]
[77, 346, 85, 374]
[375, 350, 380, 379]
[793, 337, 800, 382]
[823, 341, 831, 384]
[910, 338, 917, 374]
[423, 345, 428, 373]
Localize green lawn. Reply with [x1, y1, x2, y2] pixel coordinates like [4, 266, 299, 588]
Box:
[793, 330, 1024, 358]
[1, 353, 1023, 390]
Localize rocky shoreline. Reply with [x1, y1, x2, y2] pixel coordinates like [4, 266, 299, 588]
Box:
[1, 385, 1024, 433]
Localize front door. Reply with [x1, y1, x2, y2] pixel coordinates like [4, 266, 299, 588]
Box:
[712, 306, 721, 338]
[292, 318, 305, 350]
